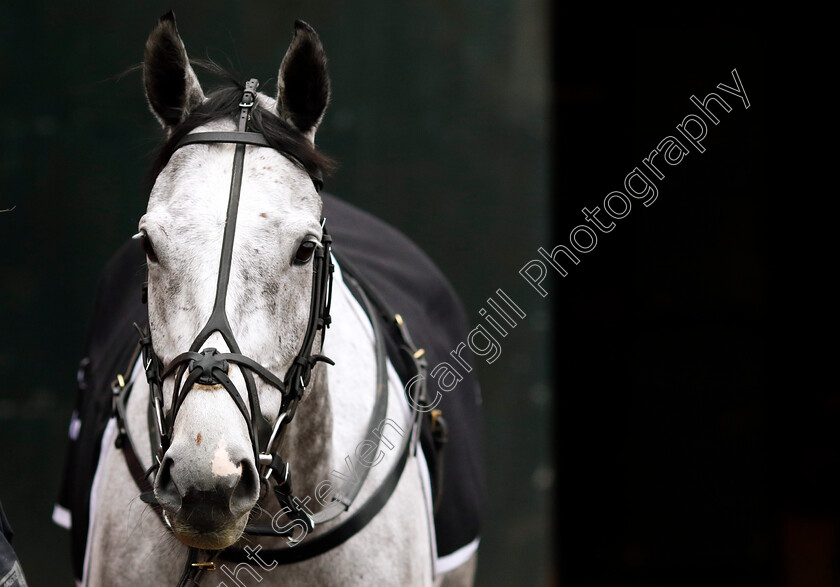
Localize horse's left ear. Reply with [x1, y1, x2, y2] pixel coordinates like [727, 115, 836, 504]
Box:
[276, 20, 330, 143]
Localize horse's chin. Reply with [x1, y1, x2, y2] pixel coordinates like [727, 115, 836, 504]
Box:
[169, 514, 249, 550]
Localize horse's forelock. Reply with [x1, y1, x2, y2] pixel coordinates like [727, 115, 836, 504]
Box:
[147, 81, 335, 190]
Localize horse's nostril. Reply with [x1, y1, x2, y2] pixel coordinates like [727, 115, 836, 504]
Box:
[230, 459, 259, 517]
[154, 457, 181, 512]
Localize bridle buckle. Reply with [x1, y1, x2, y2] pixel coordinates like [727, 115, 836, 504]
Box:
[239, 78, 258, 108]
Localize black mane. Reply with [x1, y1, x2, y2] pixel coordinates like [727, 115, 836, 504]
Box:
[149, 81, 334, 187]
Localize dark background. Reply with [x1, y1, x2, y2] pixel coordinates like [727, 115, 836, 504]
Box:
[550, 22, 830, 587]
[0, 5, 799, 587]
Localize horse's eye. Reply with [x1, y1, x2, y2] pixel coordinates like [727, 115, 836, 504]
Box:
[140, 232, 159, 264]
[294, 241, 317, 265]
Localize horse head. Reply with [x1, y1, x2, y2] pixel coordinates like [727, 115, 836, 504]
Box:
[138, 12, 331, 550]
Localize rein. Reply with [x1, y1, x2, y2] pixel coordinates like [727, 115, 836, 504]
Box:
[111, 80, 430, 585]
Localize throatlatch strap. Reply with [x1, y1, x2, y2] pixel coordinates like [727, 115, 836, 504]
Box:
[112, 346, 155, 496]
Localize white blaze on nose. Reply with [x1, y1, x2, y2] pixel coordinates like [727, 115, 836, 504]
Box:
[211, 438, 243, 477]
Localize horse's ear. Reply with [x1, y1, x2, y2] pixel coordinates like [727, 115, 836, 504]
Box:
[143, 11, 205, 130]
[276, 20, 330, 142]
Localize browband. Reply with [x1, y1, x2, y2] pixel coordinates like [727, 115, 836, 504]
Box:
[174, 132, 324, 192]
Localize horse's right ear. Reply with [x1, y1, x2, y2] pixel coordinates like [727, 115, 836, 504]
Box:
[276, 20, 330, 143]
[143, 11, 205, 130]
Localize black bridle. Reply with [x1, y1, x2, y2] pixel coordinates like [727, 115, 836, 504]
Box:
[112, 79, 430, 585]
[141, 78, 335, 491]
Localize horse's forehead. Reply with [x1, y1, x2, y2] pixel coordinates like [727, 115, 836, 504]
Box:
[149, 117, 321, 221]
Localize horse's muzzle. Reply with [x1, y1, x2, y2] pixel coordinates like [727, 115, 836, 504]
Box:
[154, 449, 259, 548]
